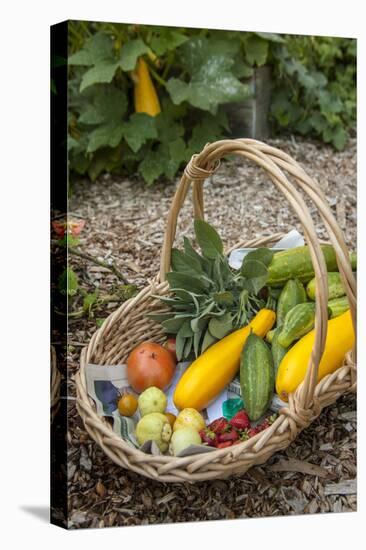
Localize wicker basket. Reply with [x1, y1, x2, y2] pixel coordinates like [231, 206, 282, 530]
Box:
[76, 139, 356, 483]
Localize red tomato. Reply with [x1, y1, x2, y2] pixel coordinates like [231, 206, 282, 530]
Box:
[163, 338, 177, 361]
[127, 342, 176, 393]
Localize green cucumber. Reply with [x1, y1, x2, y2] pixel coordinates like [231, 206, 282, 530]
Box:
[306, 272, 346, 301]
[240, 333, 275, 421]
[328, 296, 350, 318]
[277, 278, 307, 326]
[277, 302, 316, 348]
[271, 326, 289, 373]
[267, 245, 357, 287]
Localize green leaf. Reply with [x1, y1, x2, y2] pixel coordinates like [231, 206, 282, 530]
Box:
[241, 260, 268, 294]
[58, 268, 79, 296]
[161, 316, 191, 334]
[194, 219, 224, 259]
[78, 84, 128, 125]
[138, 147, 166, 185]
[243, 248, 274, 267]
[183, 336, 193, 359]
[175, 329, 186, 361]
[80, 62, 121, 92]
[150, 29, 188, 56]
[326, 126, 348, 150]
[68, 32, 114, 66]
[121, 113, 157, 152]
[209, 313, 233, 339]
[254, 32, 285, 43]
[120, 39, 149, 71]
[166, 272, 210, 294]
[166, 37, 249, 114]
[201, 328, 217, 353]
[87, 123, 124, 153]
[179, 320, 194, 338]
[191, 317, 209, 333]
[183, 237, 205, 267]
[171, 248, 203, 275]
[83, 291, 99, 313]
[245, 36, 269, 66]
[213, 291, 234, 307]
[145, 312, 175, 322]
[193, 330, 202, 357]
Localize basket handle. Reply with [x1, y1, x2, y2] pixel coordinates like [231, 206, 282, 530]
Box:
[159, 139, 356, 409]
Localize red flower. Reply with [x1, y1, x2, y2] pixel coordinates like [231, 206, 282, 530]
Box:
[52, 219, 85, 237]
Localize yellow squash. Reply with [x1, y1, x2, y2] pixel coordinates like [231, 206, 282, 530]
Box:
[173, 309, 276, 411]
[133, 57, 161, 116]
[276, 310, 355, 401]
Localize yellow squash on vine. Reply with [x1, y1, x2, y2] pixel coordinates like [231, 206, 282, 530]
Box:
[133, 57, 161, 117]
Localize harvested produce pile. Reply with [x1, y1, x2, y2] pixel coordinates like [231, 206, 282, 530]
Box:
[108, 219, 355, 457]
[64, 137, 356, 528]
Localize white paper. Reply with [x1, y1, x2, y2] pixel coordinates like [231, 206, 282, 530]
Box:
[228, 229, 304, 270]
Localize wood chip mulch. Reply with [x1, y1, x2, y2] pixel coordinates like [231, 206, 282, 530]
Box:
[54, 136, 357, 529]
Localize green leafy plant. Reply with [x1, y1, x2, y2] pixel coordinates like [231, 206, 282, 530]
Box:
[67, 23, 356, 185]
[147, 219, 274, 360]
[270, 36, 356, 150]
[67, 24, 284, 184]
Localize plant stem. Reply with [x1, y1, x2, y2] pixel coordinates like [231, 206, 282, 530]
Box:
[68, 247, 130, 284]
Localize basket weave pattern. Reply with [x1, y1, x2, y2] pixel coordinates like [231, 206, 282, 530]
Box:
[76, 139, 356, 482]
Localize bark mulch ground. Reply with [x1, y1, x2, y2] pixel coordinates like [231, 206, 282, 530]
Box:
[54, 137, 357, 529]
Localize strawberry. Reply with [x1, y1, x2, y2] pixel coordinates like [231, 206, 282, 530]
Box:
[217, 428, 239, 443]
[216, 441, 233, 449]
[208, 417, 229, 434]
[229, 410, 250, 430]
[199, 428, 217, 447]
[247, 427, 260, 437]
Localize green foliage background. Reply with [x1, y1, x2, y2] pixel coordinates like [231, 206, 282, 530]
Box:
[66, 22, 356, 184]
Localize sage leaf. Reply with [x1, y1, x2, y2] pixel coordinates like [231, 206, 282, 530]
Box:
[191, 316, 209, 333]
[161, 316, 191, 334]
[175, 330, 186, 361]
[193, 331, 202, 357]
[241, 259, 269, 294]
[183, 336, 193, 359]
[180, 320, 194, 337]
[183, 236, 206, 267]
[166, 272, 210, 294]
[201, 328, 217, 352]
[209, 313, 233, 339]
[242, 247, 274, 267]
[213, 291, 234, 307]
[194, 219, 224, 259]
[145, 312, 174, 322]
[171, 248, 203, 275]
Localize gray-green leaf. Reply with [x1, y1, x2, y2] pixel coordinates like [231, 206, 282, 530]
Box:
[201, 328, 217, 353]
[208, 313, 233, 339]
[194, 219, 224, 259]
[171, 248, 203, 275]
[120, 39, 150, 71]
[243, 248, 274, 267]
[241, 259, 268, 294]
[166, 272, 210, 294]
